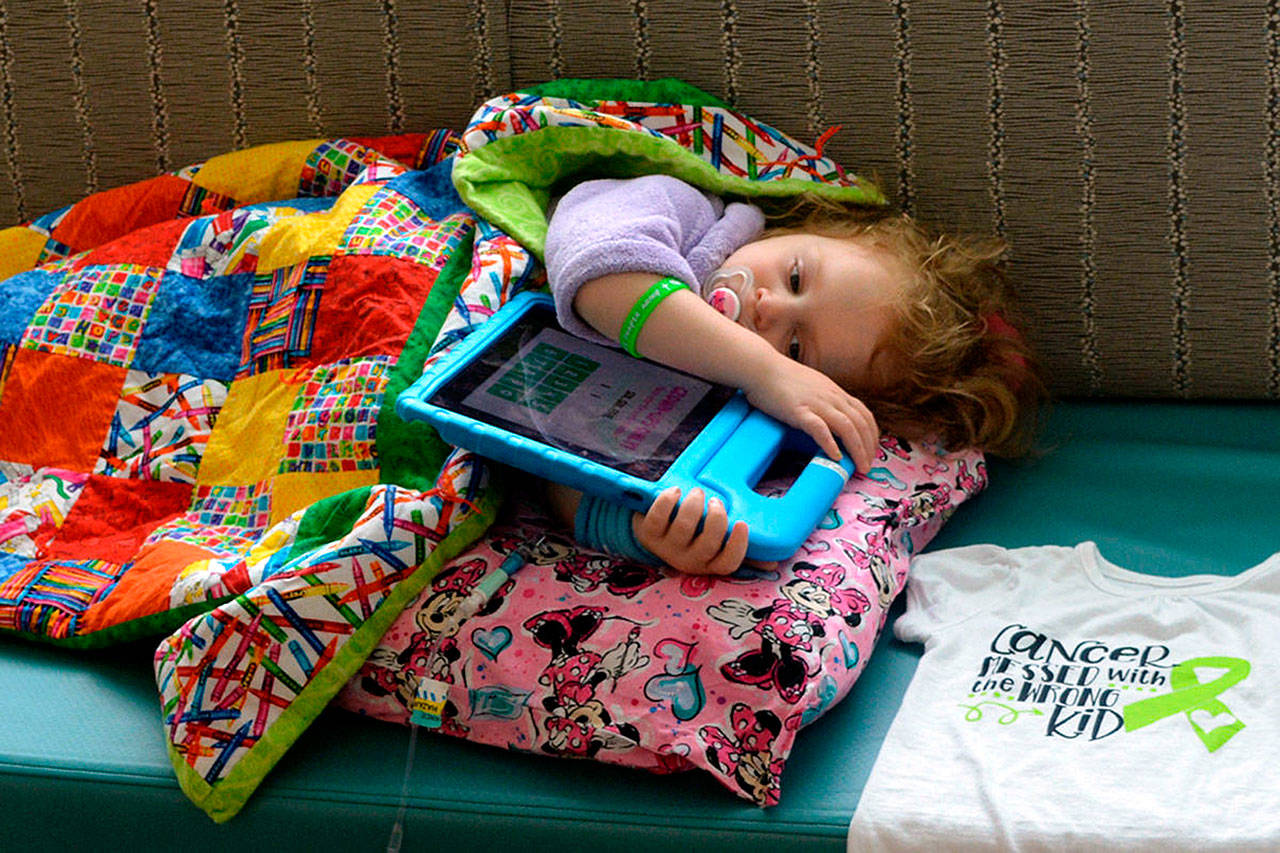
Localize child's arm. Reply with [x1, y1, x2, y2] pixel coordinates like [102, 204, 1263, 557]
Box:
[574, 271, 880, 473]
[545, 481, 761, 576]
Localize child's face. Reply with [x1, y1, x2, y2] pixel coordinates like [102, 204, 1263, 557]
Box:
[715, 232, 908, 393]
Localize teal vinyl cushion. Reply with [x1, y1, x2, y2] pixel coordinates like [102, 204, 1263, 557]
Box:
[3, 401, 1278, 852]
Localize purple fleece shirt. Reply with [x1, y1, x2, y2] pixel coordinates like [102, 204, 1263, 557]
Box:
[544, 174, 766, 345]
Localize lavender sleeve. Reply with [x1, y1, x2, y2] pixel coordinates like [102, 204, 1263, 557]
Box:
[544, 174, 764, 345]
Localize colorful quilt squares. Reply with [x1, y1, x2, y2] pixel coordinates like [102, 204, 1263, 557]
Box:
[146, 513, 263, 560]
[79, 539, 220, 632]
[49, 175, 190, 252]
[166, 553, 243, 608]
[0, 129, 490, 654]
[0, 349, 125, 471]
[95, 370, 229, 483]
[195, 370, 297, 487]
[270, 470, 378, 527]
[253, 183, 379, 274]
[0, 465, 89, 557]
[164, 511, 300, 608]
[132, 272, 252, 382]
[40, 474, 193, 564]
[280, 357, 389, 474]
[169, 207, 282, 280]
[381, 161, 467, 221]
[340, 188, 473, 270]
[0, 557, 128, 638]
[190, 140, 321, 206]
[0, 226, 49, 280]
[299, 140, 404, 198]
[143, 481, 275, 557]
[74, 217, 189, 271]
[192, 481, 273, 529]
[22, 263, 162, 366]
[240, 258, 328, 376]
[35, 238, 75, 267]
[306, 254, 435, 362]
[177, 181, 238, 218]
[0, 268, 66, 344]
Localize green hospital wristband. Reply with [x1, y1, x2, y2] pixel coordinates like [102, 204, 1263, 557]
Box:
[618, 276, 690, 357]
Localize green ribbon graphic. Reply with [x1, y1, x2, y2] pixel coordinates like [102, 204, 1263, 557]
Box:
[1122, 656, 1250, 753]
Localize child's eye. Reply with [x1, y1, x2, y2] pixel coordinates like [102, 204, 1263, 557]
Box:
[787, 333, 802, 361]
[789, 264, 802, 293]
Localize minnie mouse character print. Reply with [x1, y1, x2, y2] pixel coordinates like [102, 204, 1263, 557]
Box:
[709, 561, 871, 704]
[700, 703, 787, 806]
[523, 606, 650, 757]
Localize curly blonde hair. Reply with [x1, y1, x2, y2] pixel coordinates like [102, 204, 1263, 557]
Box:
[756, 195, 1046, 457]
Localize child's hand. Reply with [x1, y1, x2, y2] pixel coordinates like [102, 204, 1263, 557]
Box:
[741, 356, 880, 472]
[633, 487, 749, 575]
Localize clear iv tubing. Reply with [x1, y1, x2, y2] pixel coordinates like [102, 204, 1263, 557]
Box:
[385, 543, 537, 853]
[386, 725, 418, 853]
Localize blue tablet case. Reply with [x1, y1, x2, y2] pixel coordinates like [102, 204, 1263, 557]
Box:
[397, 292, 854, 561]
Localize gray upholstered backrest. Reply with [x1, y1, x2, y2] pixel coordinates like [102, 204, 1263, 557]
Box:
[2, 1, 1277, 400]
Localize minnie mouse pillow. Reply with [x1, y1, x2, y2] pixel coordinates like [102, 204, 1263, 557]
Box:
[336, 438, 985, 806]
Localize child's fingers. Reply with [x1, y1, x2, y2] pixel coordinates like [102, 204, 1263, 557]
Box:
[832, 398, 879, 471]
[637, 487, 682, 540]
[843, 394, 880, 443]
[838, 416, 875, 472]
[796, 410, 842, 461]
[822, 408, 862, 465]
[666, 487, 707, 545]
[685, 497, 730, 564]
[703, 520, 750, 575]
[814, 405, 871, 469]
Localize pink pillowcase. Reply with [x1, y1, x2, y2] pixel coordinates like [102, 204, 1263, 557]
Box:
[336, 439, 986, 805]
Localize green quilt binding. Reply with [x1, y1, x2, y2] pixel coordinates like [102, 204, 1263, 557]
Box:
[4, 595, 237, 650]
[374, 224, 477, 491]
[518, 77, 734, 109]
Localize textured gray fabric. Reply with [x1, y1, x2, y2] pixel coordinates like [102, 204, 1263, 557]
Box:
[0, 0, 510, 218]
[1, 0, 1277, 399]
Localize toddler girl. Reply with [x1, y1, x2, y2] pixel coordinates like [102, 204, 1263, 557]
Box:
[540, 174, 1041, 575]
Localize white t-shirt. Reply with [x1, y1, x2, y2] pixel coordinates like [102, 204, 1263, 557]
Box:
[848, 542, 1280, 852]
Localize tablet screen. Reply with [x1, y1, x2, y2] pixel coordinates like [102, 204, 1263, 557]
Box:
[426, 302, 734, 480]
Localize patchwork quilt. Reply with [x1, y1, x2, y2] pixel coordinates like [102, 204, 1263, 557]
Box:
[0, 77, 963, 819]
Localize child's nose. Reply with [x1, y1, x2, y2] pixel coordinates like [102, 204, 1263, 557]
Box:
[754, 288, 779, 328]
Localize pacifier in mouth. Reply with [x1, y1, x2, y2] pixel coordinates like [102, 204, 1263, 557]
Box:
[706, 266, 753, 322]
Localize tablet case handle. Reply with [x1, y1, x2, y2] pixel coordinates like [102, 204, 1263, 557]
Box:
[696, 408, 855, 561]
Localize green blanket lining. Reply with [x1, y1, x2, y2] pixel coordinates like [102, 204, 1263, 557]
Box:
[454, 78, 887, 262]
